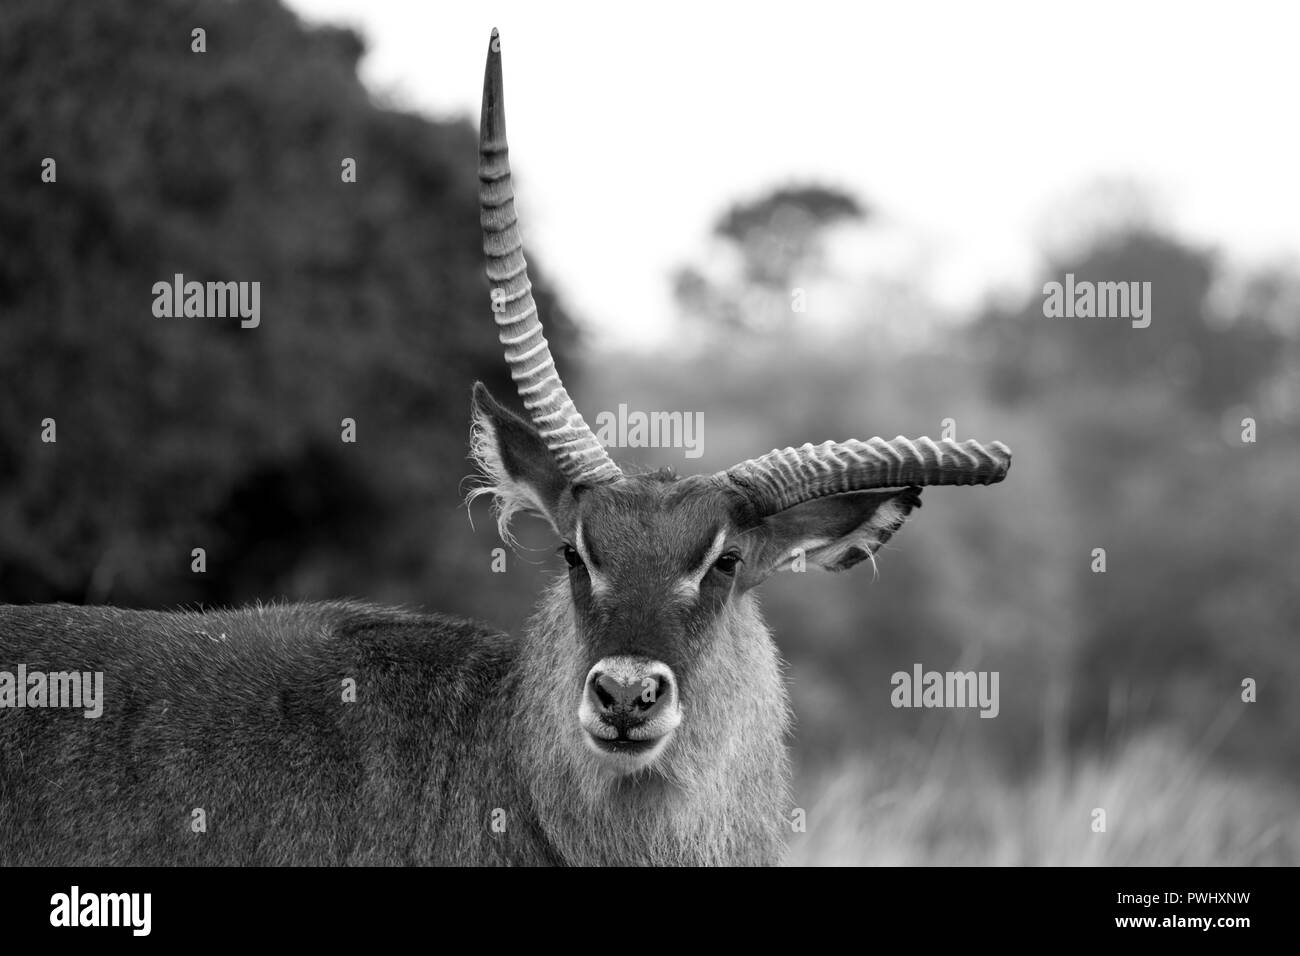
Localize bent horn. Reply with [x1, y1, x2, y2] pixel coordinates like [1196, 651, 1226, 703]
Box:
[718, 437, 1012, 515]
[478, 29, 622, 485]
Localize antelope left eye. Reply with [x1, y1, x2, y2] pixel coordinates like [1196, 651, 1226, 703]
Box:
[559, 544, 583, 569]
[714, 551, 742, 575]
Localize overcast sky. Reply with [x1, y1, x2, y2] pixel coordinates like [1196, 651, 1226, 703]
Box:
[286, 0, 1300, 347]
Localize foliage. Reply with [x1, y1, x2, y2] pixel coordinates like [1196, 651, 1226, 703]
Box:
[0, 0, 576, 621]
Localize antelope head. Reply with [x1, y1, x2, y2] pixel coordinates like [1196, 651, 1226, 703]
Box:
[469, 30, 1011, 782]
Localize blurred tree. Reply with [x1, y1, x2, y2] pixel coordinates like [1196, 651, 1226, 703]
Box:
[974, 229, 1286, 412]
[673, 184, 866, 332]
[0, 0, 580, 617]
[973, 227, 1300, 772]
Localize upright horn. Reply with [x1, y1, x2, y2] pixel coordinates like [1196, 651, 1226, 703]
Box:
[719, 437, 1012, 515]
[479, 29, 622, 485]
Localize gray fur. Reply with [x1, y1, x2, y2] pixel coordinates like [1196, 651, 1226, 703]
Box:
[0, 591, 790, 865]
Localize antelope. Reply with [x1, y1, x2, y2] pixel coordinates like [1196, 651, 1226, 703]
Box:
[0, 30, 1011, 866]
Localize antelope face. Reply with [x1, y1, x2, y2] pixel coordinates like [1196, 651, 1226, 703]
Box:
[468, 30, 1011, 780]
[565, 477, 742, 773]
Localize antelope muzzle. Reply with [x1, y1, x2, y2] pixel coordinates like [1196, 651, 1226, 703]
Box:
[578, 657, 682, 773]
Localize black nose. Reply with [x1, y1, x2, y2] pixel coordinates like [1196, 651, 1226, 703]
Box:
[586, 670, 674, 735]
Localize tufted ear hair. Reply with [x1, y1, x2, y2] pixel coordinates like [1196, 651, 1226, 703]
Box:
[736, 487, 923, 591]
[467, 382, 572, 542]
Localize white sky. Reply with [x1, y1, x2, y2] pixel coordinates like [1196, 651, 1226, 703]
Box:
[287, 0, 1300, 348]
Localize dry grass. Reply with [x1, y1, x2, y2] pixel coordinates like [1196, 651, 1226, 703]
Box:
[788, 732, 1300, 866]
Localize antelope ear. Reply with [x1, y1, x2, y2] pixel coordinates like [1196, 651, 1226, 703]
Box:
[468, 382, 570, 540]
[737, 487, 923, 590]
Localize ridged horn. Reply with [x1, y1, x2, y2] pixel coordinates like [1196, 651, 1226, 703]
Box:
[478, 28, 622, 485]
[718, 437, 1012, 515]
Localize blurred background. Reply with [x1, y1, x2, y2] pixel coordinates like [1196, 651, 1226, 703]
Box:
[2, 0, 1297, 864]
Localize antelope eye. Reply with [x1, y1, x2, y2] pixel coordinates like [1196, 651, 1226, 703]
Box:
[714, 551, 742, 576]
[559, 544, 583, 569]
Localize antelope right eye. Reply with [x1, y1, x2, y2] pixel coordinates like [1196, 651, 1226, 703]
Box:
[714, 551, 742, 575]
[560, 544, 583, 569]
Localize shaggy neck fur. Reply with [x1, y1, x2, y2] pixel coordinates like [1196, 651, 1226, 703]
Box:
[504, 577, 793, 866]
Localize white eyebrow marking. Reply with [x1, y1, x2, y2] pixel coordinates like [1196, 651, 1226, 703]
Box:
[674, 527, 729, 598]
[574, 520, 611, 597]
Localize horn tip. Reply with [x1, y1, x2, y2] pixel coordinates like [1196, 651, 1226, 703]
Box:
[491, 27, 499, 39]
